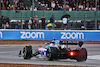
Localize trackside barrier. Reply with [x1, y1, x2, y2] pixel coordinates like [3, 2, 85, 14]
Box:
[0, 30, 100, 41]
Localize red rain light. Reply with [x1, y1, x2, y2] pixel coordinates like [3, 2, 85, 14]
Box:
[70, 51, 75, 56]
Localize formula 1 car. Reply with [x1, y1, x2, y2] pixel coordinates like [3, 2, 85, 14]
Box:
[19, 39, 87, 62]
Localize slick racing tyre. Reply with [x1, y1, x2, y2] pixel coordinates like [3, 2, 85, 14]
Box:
[47, 47, 58, 61]
[23, 46, 32, 59]
[76, 48, 87, 62]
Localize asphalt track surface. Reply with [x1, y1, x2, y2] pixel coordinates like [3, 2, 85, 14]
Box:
[0, 44, 100, 67]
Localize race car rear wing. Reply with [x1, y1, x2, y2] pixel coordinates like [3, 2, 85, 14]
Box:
[52, 38, 83, 47]
[59, 41, 83, 47]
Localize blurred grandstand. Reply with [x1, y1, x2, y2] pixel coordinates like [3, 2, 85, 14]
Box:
[0, 0, 100, 30]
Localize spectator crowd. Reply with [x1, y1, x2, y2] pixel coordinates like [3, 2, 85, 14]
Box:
[1, 0, 100, 30]
[1, 0, 30, 10]
[1, 0, 100, 11]
[39, 0, 100, 11]
[0, 15, 46, 29]
[0, 16, 10, 29]
[0, 15, 57, 30]
[1, 14, 100, 30]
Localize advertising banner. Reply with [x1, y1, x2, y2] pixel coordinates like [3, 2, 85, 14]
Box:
[0, 30, 100, 41]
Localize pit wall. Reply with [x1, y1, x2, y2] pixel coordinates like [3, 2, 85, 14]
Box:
[0, 30, 100, 41]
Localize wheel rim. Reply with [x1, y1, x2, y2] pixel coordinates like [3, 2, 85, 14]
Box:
[47, 47, 51, 60]
[24, 47, 27, 58]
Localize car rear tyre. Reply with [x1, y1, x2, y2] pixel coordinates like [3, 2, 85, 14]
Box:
[47, 47, 58, 61]
[76, 48, 87, 62]
[23, 46, 32, 59]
